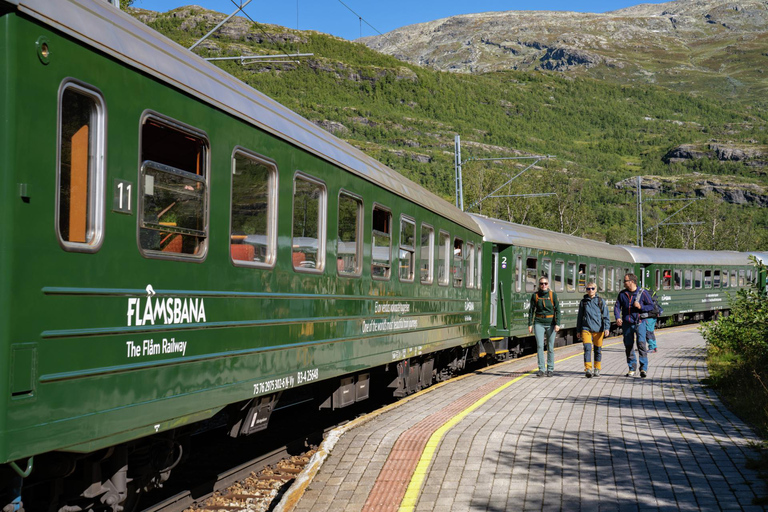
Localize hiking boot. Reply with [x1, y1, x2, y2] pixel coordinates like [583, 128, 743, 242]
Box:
[536, 370, 545, 377]
[593, 369, 601, 377]
[640, 370, 647, 378]
[546, 371, 554, 377]
[585, 370, 593, 378]
[625, 370, 635, 377]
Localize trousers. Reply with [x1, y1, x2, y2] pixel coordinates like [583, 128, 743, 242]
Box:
[582, 330, 604, 371]
[622, 320, 648, 372]
[534, 322, 556, 372]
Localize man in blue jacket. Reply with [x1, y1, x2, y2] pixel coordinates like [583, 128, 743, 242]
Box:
[577, 281, 610, 378]
[614, 273, 655, 378]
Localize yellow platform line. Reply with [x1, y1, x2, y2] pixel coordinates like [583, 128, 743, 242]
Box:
[398, 350, 583, 511]
[399, 326, 700, 511]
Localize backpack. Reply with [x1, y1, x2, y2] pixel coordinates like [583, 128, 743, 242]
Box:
[631, 288, 663, 319]
[534, 289, 554, 309]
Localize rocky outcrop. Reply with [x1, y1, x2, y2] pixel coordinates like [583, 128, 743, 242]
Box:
[663, 142, 767, 163]
[314, 120, 349, 135]
[615, 175, 768, 206]
[662, 144, 712, 163]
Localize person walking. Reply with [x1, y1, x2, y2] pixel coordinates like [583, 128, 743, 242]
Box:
[528, 276, 561, 377]
[614, 273, 655, 378]
[577, 281, 610, 378]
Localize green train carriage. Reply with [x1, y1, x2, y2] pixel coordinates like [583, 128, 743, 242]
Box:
[621, 246, 760, 323]
[471, 215, 638, 357]
[0, 0, 483, 508]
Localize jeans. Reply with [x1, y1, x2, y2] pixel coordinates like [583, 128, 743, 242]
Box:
[622, 320, 648, 372]
[534, 322, 556, 372]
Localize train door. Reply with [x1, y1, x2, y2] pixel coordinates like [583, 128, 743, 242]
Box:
[490, 247, 498, 328]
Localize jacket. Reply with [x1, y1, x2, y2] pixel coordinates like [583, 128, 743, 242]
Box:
[576, 295, 610, 333]
[613, 287, 654, 325]
[528, 289, 560, 326]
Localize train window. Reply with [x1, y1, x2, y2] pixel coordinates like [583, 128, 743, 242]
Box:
[567, 262, 576, 292]
[139, 114, 208, 259]
[662, 269, 672, 290]
[685, 269, 693, 289]
[714, 270, 722, 288]
[398, 217, 416, 282]
[337, 192, 362, 276]
[555, 260, 564, 292]
[420, 224, 434, 284]
[516, 255, 523, 292]
[57, 81, 106, 252]
[695, 270, 702, 289]
[438, 231, 450, 286]
[739, 270, 746, 287]
[674, 269, 682, 290]
[578, 263, 587, 292]
[704, 270, 712, 288]
[615, 270, 622, 291]
[598, 265, 606, 292]
[607, 267, 614, 292]
[371, 205, 392, 279]
[292, 174, 326, 272]
[747, 269, 753, 285]
[525, 257, 538, 292]
[477, 246, 482, 290]
[466, 243, 475, 288]
[230, 149, 277, 268]
[731, 270, 738, 288]
[453, 238, 464, 288]
[588, 264, 597, 287]
[655, 270, 661, 290]
[542, 259, 552, 282]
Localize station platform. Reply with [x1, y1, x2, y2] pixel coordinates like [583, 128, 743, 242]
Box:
[276, 326, 766, 512]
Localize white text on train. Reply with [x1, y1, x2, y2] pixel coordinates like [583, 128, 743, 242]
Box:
[126, 338, 187, 358]
[126, 297, 207, 326]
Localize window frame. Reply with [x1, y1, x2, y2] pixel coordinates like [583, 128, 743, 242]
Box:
[555, 260, 565, 292]
[438, 230, 450, 286]
[370, 203, 392, 280]
[695, 269, 703, 289]
[525, 257, 538, 293]
[419, 223, 435, 285]
[466, 242, 475, 289]
[291, 172, 327, 274]
[336, 190, 363, 277]
[567, 261, 576, 292]
[684, 269, 693, 290]
[398, 215, 416, 283]
[229, 147, 278, 269]
[56, 79, 107, 253]
[453, 237, 465, 288]
[138, 111, 210, 261]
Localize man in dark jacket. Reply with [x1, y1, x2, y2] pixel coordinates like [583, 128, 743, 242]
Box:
[577, 281, 610, 378]
[614, 273, 655, 378]
[528, 276, 561, 377]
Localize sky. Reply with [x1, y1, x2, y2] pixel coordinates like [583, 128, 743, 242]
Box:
[132, 0, 669, 41]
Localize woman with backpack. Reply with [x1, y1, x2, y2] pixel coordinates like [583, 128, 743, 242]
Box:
[576, 281, 611, 378]
[528, 276, 561, 377]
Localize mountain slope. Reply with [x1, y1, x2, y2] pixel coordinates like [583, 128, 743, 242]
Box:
[360, 0, 768, 106]
[129, 5, 768, 251]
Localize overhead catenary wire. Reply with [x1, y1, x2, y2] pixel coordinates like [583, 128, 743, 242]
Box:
[336, 0, 383, 36]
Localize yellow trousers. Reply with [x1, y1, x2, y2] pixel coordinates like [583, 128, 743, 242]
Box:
[582, 330, 605, 371]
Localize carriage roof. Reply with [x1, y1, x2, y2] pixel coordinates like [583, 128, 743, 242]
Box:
[12, 0, 480, 233]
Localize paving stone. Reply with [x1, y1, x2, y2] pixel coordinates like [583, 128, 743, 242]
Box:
[283, 329, 764, 512]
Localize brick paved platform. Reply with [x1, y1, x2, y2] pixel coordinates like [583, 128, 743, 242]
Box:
[276, 327, 766, 512]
